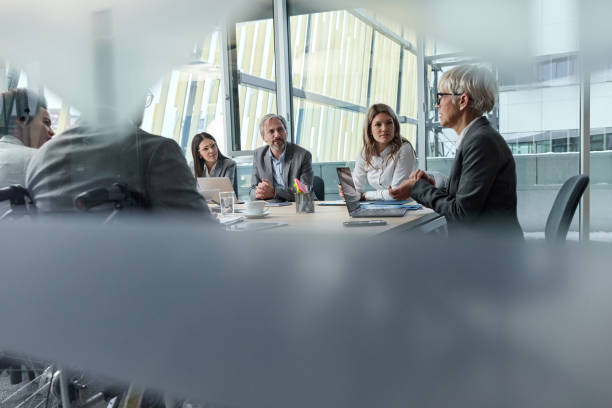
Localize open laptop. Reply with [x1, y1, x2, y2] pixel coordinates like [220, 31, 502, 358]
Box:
[197, 177, 238, 203]
[336, 167, 408, 217]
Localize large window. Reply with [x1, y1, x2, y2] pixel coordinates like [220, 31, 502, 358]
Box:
[235, 18, 277, 151]
[289, 10, 371, 162]
[287, 9, 418, 163]
[589, 64, 612, 238]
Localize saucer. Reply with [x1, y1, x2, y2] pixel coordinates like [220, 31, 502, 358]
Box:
[244, 210, 270, 219]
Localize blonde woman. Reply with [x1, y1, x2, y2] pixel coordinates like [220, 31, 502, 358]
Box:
[352, 103, 416, 201]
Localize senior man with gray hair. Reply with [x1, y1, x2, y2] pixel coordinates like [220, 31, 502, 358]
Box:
[389, 65, 523, 238]
[249, 113, 313, 201]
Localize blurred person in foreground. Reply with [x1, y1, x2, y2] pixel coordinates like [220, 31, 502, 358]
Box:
[190, 131, 237, 193]
[249, 113, 313, 201]
[25, 107, 209, 217]
[389, 65, 523, 239]
[0, 88, 54, 187]
[0, 89, 54, 214]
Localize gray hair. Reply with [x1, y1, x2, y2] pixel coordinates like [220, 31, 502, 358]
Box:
[0, 88, 47, 134]
[438, 65, 497, 115]
[258, 113, 288, 137]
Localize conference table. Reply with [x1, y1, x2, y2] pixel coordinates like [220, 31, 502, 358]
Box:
[223, 201, 444, 236]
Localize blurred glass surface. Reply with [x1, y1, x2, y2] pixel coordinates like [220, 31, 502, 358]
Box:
[141, 32, 226, 157]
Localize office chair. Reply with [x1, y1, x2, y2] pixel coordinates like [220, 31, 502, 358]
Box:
[545, 174, 589, 241]
[0, 184, 35, 220]
[313, 176, 325, 201]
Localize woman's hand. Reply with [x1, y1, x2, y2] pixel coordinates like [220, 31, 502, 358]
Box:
[338, 184, 366, 201]
[411, 169, 435, 185]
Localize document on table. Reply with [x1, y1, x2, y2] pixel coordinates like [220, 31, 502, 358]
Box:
[226, 222, 288, 232]
[317, 199, 415, 206]
[317, 200, 346, 206]
[368, 200, 414, 205]
[265, 200, 292, 207]
[218, 215, 244, 225]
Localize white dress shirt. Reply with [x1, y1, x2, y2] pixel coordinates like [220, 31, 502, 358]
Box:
[203, 162, 217, 177]
[353, 142, 416, 200]
[456, 115, 483, 149]
[270, 150, 286, 189]
[0, 135, 36, 213]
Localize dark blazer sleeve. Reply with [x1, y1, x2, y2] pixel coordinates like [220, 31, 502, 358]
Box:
[224, 160, 238, 195]
[274, 149, 313, 202]
[249, 151, 263, 201]
[411, 133, 501, 223]
[146, 138, 209, 213]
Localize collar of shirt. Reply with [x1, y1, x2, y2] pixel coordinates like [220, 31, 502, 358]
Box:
[456, 116, 483, 149]
[0, 135, 25, 146]
[203, 161, 217, 177]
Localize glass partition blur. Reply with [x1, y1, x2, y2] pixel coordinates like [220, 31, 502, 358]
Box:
[141, 32, 227, 160]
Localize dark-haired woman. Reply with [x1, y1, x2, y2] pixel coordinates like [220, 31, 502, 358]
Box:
[190, 132, 237, 193]
[352, 103, 416, 201]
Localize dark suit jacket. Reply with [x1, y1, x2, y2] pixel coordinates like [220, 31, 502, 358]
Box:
[249, 143, 313, 201]
[411, 117, 523, 238]
[26, 126, 209, 215]
[204, 156, 238, 194]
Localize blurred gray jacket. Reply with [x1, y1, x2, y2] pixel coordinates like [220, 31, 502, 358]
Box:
[249, 143, 313, 201]
[26, 126, 209, 215]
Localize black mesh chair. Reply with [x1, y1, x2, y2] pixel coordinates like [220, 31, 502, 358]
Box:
[545, 174, 589, 242]
[313, 176, 325, 201]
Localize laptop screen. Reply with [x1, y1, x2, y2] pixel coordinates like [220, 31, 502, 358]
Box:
[336, 167, 362, 214]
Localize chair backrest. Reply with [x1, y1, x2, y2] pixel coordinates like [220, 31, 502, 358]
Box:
[313, 176, 325, 201]
[545, 174, 589, 241]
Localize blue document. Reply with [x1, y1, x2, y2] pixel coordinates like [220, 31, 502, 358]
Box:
[364, 200, 413, 205]
[362, 204, 422, 210]
[317, 200, 346, 206]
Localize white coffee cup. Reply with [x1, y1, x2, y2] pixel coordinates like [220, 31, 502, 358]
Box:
[246, 200, 268, 215]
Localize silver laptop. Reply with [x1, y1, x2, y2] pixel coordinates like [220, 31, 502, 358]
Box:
[197, 177, 237, 203]
[336, 167, 408, 218]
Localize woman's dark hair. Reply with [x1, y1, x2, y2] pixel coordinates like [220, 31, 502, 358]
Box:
[190, 132, 228, 177]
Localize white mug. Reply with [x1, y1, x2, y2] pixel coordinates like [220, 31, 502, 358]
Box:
[246, 200, 268, 215]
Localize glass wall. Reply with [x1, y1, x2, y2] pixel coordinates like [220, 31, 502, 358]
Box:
[589, 63, 612, 239]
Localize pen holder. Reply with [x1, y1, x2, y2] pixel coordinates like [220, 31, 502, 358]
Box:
[296, 192, 315, 213]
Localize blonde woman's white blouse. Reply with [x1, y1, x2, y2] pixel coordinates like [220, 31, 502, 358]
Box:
[352, 142, 416, 200]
